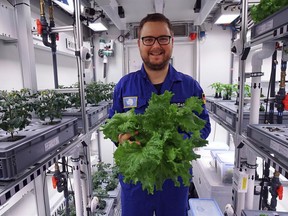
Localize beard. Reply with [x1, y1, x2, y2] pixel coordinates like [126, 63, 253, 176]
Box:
[141, 49, 171, 71]
[142, 58, 170, 70]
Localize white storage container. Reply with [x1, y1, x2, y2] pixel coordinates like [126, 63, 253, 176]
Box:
[188, 198, 223, 216]
[192, 158, 232, 212]
[216, 151, 234, 184]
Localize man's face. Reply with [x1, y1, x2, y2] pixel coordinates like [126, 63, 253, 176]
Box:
[138, 21, 173, 71]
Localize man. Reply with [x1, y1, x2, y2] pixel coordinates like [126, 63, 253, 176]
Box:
[109, 13, 211, 216]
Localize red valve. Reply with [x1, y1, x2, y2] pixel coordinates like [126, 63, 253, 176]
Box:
[36, 19, 42, 35]
[277, 185, 283, 200]
[283, 94, 288, 111]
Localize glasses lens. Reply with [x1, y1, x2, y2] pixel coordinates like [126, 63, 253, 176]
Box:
[158, 36, 170, 45]
[141, 36, 171, 46]
[142, 37, 155, 46]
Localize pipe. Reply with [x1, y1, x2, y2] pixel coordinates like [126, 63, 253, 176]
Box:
[244, 42, 275, 211]
[268, 50, 277, 123]
[71, 149, 83, 216]
[250, 42, 275, 124]
[47, 0, 59, 88]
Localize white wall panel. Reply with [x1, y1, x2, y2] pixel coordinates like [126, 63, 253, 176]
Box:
[199, 25, 232, 95]
[0, 41, 22, 90]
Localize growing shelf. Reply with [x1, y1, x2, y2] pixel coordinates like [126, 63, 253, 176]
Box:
[249, 6, 288, 46]
[0, 117, 78, 180]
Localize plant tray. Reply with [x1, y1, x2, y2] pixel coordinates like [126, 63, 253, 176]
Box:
[95, 198, 114, 216]
[62, 104, 108, 131]
[214, 101, 288, 132]
[251, 6, 288, 42]
[0, 117, 78, 180]
[107, 183, 121, 204]
[242, 209, 288, 216]
[205, 97, 229, 113]
[247, 124, 288, 161]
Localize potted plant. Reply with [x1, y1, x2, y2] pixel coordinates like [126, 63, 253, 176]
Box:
[92, 162, 119, 215]
[62, 82, 81, 110]
[244, 84, 251, 97]
[33, 90, 69, 124]
[86, 81, 115, 105]
[250, 0, 288, 23]
[0, 89, 34, 141]
[222, 84, 234, 100]
[209, 82, 223, 98]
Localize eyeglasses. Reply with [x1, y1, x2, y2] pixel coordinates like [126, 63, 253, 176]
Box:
[141, 35, 172, 46]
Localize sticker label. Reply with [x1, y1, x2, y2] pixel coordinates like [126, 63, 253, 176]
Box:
[123, 96, 138, 108]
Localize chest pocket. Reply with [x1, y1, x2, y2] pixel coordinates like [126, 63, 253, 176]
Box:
[123, 97, 148, 114]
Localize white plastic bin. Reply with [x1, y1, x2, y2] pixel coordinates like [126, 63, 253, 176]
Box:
[216, 151, 234, 184]
[188, 198, 223, 216]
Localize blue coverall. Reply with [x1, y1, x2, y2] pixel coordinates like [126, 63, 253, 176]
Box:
[109, 64, 211, 216]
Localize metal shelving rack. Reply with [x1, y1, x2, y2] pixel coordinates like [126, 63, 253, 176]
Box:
[207, 5, 288, 214]
[0, 116, 108, 207]
[242, 5, 288, 179]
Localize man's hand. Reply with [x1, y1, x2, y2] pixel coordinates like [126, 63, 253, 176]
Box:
[118, 131, 140, 145]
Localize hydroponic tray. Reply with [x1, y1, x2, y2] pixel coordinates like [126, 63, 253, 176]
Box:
[62, 103, 108, 131]
[247, 124, 288, 161]
[205, 96, 226, 113]
[242, 209, 288, 216]
[0, 117, 78, 180]
[214, 101, 288, 132]
[250, 6, 288, 44]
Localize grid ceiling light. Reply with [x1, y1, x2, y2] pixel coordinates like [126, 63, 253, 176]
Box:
[88, 18, 108, 31]
[214, 5, 240, 24]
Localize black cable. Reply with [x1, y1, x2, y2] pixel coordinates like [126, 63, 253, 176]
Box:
[14, 2, 29, 7]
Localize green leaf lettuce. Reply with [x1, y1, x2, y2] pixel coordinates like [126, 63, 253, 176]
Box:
[101, 91, 208, 194]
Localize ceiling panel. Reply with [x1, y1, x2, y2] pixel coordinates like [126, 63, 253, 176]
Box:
[117, 0, 198, 23]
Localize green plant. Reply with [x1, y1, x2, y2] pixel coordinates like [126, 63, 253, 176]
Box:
[86, 81, 115, 105]
[101, 91, 207, 194]
[92, 162, 119, 215]
[62, 83, 81, 109]
[33, 90, 68, 124]
[0, 89, 34, 140]
[222, 84, 237, 100]
[209, 82, 223, 98]
[244, 84, 251, 97]
[250, 0, 288, 23]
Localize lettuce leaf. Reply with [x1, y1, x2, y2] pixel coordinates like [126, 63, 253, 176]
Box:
[101, 90, 208, 194]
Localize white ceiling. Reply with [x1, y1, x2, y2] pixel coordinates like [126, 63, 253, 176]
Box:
[93, 0, 250, 30]
[94, 0, 225, 30]
[117, 0, 200, 23]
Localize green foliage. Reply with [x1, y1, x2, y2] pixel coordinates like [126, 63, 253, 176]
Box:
[250, 0, 288, 23]
[92, 162, 119, 192]
[33, 90, 68, 123]
[0, 89, 34, 138]
[62, 82, 81, 109]
[244, 84, 251, 97]
[101, 91, 208, 194]
[86, 81, 115, 105]
[92, 162, 118, 214]
[209, 82, 223, 94]
[222, 84, 234, 100]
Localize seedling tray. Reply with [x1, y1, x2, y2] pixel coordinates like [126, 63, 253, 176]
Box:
[214, 101, 288, 132]
[0, 117, 78, 180]
[62, 104, 108, 131]
[205, 97, 228, 113]
[251, 6, 288, 41]
[247, 124, 288, 160]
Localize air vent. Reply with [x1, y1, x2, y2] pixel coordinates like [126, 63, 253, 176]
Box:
[172, 23, 189, 37]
